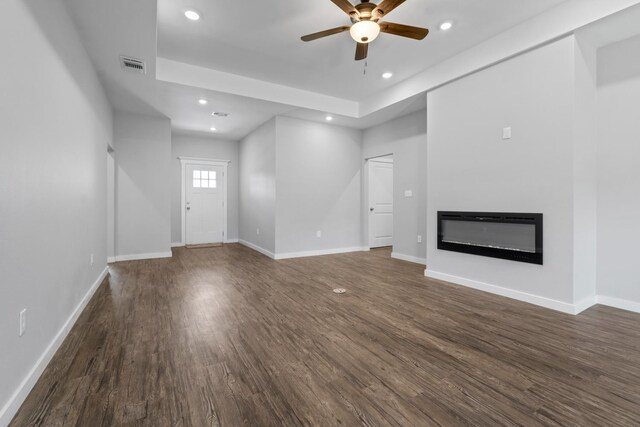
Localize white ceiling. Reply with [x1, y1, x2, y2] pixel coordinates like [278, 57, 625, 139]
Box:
[287, 93, 427, 129]
[64, 0, 296, 139]
[64, 0, 640, 140]
[576, 2, 640, 48]
[157, 0, 570, 101]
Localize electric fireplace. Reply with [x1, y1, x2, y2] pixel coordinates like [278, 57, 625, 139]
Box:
[437, 212, 543, 265]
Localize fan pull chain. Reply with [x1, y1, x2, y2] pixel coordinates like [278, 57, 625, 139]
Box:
[364, 60, 368, 76]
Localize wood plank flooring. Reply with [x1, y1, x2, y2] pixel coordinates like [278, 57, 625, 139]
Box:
[10, 244, 640, 426]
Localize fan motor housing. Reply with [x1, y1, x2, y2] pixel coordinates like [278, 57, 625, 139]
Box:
[355, 2, 377, 20]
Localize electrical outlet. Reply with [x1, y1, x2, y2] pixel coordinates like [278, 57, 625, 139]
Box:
[417, 235, 423, 243]
[256, 228, 260, 235]
[90, 253, 94, 265]
[19, 309, 27, 337]
[316, 230, 322, 238]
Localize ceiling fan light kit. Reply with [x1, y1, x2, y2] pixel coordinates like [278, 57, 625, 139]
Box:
[301, 0, 429, 61]
[350, 20, 381, 43]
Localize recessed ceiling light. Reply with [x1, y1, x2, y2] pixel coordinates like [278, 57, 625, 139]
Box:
[210, 127, 217, 132]
[440, 21, 453, 31]
[325, 115, 333, 121]
[198, 99, 208, 105]
[382, 72, 393, 79]
[185, 10, 200, 21]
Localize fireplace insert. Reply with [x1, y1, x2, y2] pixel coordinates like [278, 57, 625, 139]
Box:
[437, 211, 543, 265]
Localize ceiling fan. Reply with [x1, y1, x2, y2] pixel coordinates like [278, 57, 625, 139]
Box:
[301, 0, 429, 61]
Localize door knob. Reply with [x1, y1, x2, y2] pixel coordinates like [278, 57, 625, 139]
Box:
[370, 208, 374, 212]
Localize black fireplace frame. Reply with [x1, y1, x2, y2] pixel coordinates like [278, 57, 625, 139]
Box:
[437, 211, 543, 265]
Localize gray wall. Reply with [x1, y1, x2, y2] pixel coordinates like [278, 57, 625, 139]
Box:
[596, 34, 640, 306]
[0, 0, 112, 422]
[239, 119, 277, 253]
[114, 112, 172, 258]
[362, 109, 427, 263]
[275, 117, 363, 254]
[426, 36, 577, 304]
[171, 133, 239, 244]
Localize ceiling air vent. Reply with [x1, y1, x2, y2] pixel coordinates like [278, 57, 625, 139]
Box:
[212, 112, 231, 118]
[119, 56, 146, 74]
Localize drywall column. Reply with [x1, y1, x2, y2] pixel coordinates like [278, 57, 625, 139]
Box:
[572, 36, 598, 306]
[239, 119, 277, 255]
[114, 112, 172, 260]
[362, 109, 428, 263]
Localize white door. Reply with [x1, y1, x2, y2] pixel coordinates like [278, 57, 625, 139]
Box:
[369, 159, 394, 248]
[186, 164, 224, 245]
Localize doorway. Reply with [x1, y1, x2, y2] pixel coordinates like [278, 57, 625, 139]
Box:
[368, 157, 394, 248]
[180, 158, 229, 246]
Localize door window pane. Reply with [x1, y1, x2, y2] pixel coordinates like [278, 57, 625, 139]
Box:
[192, 170, 218, 189]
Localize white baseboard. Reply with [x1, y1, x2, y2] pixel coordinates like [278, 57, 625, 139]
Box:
[275, 246, 368, 260]
[0, 267, 109, 426]
[112, 251, 172, 262]
[238, 242, 367, 261]
[239, 240, 276, 259]
[424, 269, 586, 315]
[107, 256, 116, 264]
[391, 252, 427, 265]
[574, 296, 598, 314]
[173, 240, 238, 248]
[597, 295, 640, 314]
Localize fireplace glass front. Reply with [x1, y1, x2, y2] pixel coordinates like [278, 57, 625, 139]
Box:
[437, 212, 543, 264]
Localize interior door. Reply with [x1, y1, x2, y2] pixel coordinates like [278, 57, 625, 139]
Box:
[186, 164, 224, 245]
[369, 159, 394, 248]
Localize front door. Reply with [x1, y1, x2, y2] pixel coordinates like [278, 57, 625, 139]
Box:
[369, 159, 394, 248]
[186, 164, 224, 245]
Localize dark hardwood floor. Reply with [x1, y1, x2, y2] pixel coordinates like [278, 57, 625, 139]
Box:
[10, 244, 640, 426]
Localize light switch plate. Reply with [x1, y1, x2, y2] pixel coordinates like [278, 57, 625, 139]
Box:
[502, 127, 512, 140]
[404, 190, 413, 198]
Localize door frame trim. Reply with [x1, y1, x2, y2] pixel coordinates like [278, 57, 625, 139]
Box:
[179, 157, 230, 245]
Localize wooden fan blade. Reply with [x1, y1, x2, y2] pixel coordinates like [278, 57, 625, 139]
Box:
[330, 0, 360, 18]
[372, 0, 406, 20]
[301, 26, 350, 42]
[355, 43, 368, 61]
[379, 22, 429, 40]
